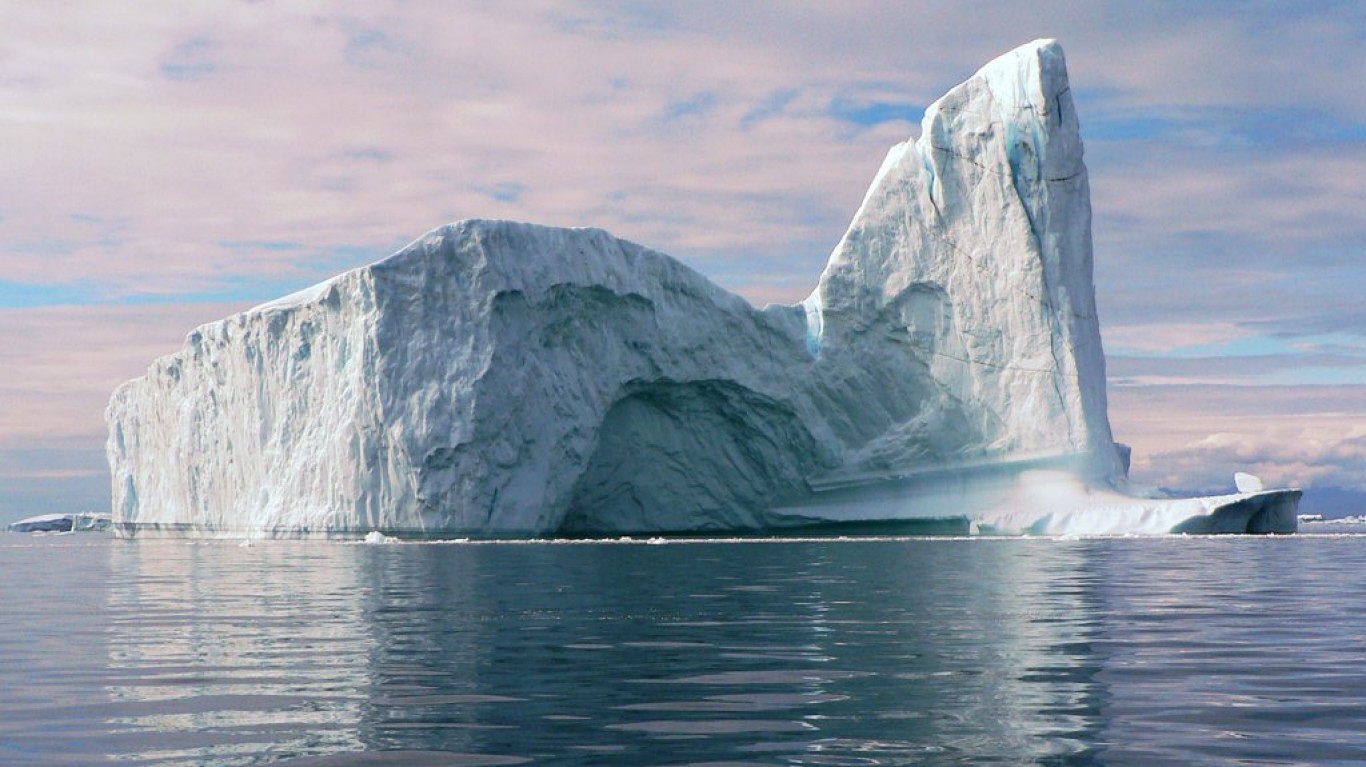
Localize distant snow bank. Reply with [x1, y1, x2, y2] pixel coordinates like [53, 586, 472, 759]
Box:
[1300, 514, 1366, 526]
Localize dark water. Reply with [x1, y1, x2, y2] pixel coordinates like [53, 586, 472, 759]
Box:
[3, 534, 1366, 766]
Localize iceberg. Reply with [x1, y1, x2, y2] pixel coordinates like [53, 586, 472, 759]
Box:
[105, 39, 1299, 538]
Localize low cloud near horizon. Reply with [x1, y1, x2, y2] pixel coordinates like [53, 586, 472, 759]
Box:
[2, 2, 1363, 520]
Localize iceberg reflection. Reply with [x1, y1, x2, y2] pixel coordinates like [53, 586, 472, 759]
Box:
[101, 539, 1131, 764]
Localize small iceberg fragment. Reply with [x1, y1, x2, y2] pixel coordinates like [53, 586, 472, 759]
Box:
[8, 512, 111, 534]
[1299, 514, 1366, 527]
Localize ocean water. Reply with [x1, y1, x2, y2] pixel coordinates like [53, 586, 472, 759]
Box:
[3, 532, 1366, 766]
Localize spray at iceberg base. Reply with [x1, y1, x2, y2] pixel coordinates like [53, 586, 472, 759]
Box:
[766, 455, 1299, 536]
[106, 39, 1299, 539]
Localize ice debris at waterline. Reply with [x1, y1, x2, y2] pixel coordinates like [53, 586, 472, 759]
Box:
[106, 39, 1299, 539]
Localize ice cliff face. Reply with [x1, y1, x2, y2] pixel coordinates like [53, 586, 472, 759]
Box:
[802, 40, 1116, 483]
[106, 39, 1297, 537]
[108, 224, 822, 535]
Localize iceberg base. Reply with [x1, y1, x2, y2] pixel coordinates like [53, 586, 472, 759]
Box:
[767, 459, 1300, 536]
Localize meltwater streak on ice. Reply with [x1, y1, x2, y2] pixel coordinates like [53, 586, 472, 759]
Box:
[5, 534, 1366, 766]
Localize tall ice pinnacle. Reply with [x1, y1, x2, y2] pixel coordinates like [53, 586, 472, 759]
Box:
[804, 39, 1119, 481]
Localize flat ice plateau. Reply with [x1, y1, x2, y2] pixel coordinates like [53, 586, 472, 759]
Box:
[106, 39, 1299, 538]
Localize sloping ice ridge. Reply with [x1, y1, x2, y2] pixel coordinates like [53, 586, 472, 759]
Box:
[106, 39, 1299, 538]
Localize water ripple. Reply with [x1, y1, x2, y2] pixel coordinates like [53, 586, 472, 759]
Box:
[4, 536, 1366, 764]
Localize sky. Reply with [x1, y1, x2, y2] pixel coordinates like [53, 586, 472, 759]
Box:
[1, 1, 1363, 523]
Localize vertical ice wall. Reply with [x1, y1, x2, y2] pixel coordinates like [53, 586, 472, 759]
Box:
[803, 39, 1120, 482]
[108, 223, 824, 536]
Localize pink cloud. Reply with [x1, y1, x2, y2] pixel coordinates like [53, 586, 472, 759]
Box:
[0, 303, 250, 444]
[2, 3, 928, 302]
[5, 3, 1351, 305]
[1109, 384, 1366, 491]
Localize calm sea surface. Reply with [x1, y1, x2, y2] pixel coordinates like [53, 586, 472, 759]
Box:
[3, 532, 1366, 766]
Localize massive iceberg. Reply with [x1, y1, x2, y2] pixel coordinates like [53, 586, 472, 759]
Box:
[106, 39, 1299, 538]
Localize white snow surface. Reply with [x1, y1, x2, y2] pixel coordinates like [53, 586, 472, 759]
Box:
[106, 40, 1298, 538]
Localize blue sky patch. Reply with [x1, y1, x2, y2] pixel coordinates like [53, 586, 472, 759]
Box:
[160, 36, 218, 80]
[343, 147, 396, 163]
[0, 280, 96, 308]
[1083, 114, 1187, 141]
[0, 241, 400, 309]
[550, 5, 677, 41]
[1232, 108, 1366, 145]
[1084, 104, 1366, 148]
[741, 89, 799, 128]
[218, 240, 304, 252]
[827, 96, 921, 128]
[661, 91, 718, 123]
[475, 182, 526, 204]
[345, 26, 412, 68]
[5, 239, 74, 257]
